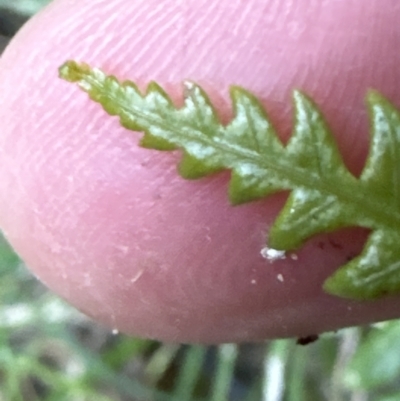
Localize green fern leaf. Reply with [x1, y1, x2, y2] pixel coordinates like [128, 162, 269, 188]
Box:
[59, 61, 400, 300]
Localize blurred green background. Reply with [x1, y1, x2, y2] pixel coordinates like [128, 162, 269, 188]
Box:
[2, 1, 400, 400]
[0, 0, 52, 16]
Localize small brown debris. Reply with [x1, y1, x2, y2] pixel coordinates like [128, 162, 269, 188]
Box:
[296, 334, 319, 346]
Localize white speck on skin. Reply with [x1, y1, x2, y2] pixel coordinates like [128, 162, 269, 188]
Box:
[260, 247, 286, 262]
[112, 329, 119, 335]
[50, 243, 62, 254]
[83, 272, 92, 287]
[117, 245, 130, 255]
[290, 253, 298, 261]
[184, 80, 195, 91]
[277, 274, 284, 282]
[130, 270, 144, 283]
[251, 279, 257, 285]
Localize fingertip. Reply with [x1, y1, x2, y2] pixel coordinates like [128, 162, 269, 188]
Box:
[1, 0, 400, 342]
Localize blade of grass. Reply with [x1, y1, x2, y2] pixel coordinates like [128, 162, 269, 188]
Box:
[102, 337, 153, 369]
[145, 343, 181, 385]
[262, 340, 292, 401]
[244, 377, 263, 401]
[173, 345, 207, 400]
[209, 344, 238, 401]
[54, 329, 173, 401]
[3, 349, 24, 401]
[331, 328, 362, 401]
[286, 345, 307, 401]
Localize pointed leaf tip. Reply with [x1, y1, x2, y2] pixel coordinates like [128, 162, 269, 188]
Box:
[366, 89, 389, 106]
[59, 60, 91, 83]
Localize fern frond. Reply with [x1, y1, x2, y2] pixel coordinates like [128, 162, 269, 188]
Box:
[59, 61, 400, 300]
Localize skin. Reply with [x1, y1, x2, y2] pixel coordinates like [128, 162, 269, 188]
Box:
[0, 0, 400, 344]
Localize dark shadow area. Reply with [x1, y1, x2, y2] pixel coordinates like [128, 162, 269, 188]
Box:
[0, 34, 9, 53]
[0, 7, 28, 37]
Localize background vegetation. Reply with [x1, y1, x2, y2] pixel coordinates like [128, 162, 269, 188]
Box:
[1, 1, 400, 400]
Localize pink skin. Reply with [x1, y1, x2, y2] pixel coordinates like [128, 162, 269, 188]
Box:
[0, 0, 400, 343]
